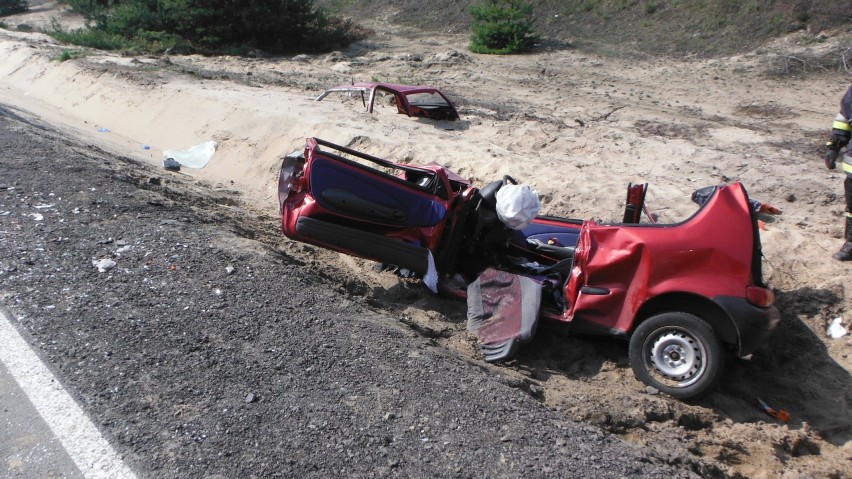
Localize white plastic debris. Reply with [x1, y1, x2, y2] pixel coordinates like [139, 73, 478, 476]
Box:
[827, 317, 847, 339]
[495, 184, 541, 230]
[92, 258, 117, 273]
[29, 213, 44, 221]
[424, 251, 438, 294]
[163, 141, 218, 169]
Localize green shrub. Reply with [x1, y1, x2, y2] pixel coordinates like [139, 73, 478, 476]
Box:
[49, 21, 134, 51]
[469, 0, 538, 54]
[0, 0, 28, 16]
[57, 0, 365, 55]
[57, 49, 86, 62]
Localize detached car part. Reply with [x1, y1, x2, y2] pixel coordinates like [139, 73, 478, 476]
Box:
[316, 82, 460, 121]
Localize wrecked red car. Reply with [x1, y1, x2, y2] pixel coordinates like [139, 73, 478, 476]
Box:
[278, 138, 780, 399]
[315, 82, 460, 121]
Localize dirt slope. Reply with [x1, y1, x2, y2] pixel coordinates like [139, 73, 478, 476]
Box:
[319, 0, 852, 57]
[1, 2, 851, 477]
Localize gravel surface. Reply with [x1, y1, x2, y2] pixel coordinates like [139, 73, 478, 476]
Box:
[0, 110, 687, 477]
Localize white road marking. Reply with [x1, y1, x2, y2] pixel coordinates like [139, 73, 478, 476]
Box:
[0, 308, 136, 479]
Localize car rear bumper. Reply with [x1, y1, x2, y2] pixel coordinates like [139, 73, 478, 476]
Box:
[715, 296, 781, 356]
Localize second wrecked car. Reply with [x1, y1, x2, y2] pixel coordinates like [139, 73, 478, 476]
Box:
[315, 82, 460, 121]
[278, 138, 780, 399]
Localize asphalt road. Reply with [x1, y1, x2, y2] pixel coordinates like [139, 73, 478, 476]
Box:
[0, 356, 84, 478]
[0, 107, 685, 477]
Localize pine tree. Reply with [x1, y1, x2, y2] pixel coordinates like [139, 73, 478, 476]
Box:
[469, 0, 538, 54]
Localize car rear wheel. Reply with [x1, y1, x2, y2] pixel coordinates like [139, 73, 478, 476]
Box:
[628, 312, 723, 400]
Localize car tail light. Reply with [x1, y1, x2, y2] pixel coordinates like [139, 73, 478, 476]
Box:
[746, 286, 775, 307]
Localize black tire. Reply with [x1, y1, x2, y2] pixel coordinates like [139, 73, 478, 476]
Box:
[628, 312, 724, 400]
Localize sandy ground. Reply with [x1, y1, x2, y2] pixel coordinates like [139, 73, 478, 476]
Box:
[1, 3, 851, 477]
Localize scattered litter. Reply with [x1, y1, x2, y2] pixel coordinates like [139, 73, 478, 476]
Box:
[141, 145, 151, 150]
[163, 140, 217, 169]
[225, 265, 235, 275]
[163, 157, 181, 171]
[34, 204, 55, 209]
[97, 127, 110, 133]
[244, 392, 257, 403]
[29, 213, 43, 221]
[214, 288, 223, 297]
[116, 245, 131, 254]
[0, 211, 10, 216]
[757, 398, 790, 422]
[92, 258, 116, 272]
[827, 317, 847, 339]
[645, 386, 659, 395]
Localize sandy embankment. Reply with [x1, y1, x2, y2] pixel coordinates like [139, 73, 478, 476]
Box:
[0, 32, 516, 211]
[0, 34, 354, 207]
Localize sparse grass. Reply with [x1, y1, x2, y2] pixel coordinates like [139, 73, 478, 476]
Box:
[56, 49, 83, 62]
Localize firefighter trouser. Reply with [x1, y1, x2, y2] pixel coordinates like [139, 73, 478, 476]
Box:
[845, 155, 852, 218]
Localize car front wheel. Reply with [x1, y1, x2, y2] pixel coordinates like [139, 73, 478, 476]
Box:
[628, 312, 723, 400]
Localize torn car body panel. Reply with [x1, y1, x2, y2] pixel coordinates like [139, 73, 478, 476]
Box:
[565, 183, 761, 339]
[279, 138, 469, 275]
[315, 82, 460, 121]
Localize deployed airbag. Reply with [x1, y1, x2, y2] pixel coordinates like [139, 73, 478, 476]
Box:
[495, 184, 540, 230]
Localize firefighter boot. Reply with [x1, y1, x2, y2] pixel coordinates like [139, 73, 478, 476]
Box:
[833, 216, 852, 261]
